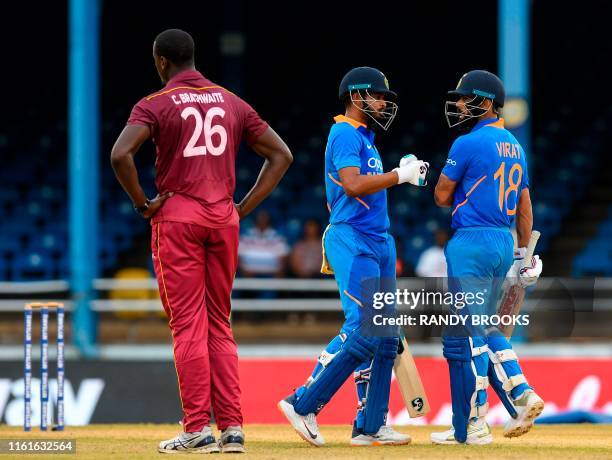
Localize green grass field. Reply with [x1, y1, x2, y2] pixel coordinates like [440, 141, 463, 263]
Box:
[1, 424, 611, 459]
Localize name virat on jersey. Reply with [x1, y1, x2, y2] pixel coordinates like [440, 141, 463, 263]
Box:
[496, 141, 522, 159]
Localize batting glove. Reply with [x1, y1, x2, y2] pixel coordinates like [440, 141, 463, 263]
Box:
[394, 154, 429, 186]
[506, 247, 543, 288]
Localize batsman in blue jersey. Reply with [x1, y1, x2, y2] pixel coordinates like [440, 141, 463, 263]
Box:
[278, 67, 429, 447]
[432, 70, 544, 445]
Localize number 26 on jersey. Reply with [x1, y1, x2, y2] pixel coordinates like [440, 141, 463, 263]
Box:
[181, 106, 228, 157]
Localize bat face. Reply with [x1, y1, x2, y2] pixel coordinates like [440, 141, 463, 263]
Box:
[498, 284, 522, 317]
[394, 338, 431, 418]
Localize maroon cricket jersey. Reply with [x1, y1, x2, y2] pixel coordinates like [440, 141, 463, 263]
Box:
[127, 70, 269, 227]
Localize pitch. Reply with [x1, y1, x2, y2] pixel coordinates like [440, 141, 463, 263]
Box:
[0, 424, 611, 459]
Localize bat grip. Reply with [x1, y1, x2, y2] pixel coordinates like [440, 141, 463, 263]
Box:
[522, 230, 540, 269]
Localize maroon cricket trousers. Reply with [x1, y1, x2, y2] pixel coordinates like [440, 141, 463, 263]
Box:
[151, 221, 242, 432]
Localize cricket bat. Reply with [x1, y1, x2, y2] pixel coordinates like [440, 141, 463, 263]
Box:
[393, 336, 430, 418]
[497, 230, 541, 337]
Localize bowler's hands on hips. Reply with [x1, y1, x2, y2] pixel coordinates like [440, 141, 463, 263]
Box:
[141, 192, 173, 219]
[234, 202, 245, 220]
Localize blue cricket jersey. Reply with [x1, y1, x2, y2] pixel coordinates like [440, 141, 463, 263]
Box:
[325, 115, 390, 240]
[442, 118, 530, 230]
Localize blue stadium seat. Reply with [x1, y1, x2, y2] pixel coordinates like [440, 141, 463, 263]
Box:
[0, 236, 21, 259]
[27, 185, 65, 204]
[100, 227, 127, 253]
[533, 202, 562, 234]
[28, 231, 67, 257]
[0, 222, 35, 241]
[56, 255, 69, 279]
[393, 202, 410, 217]
[0, 257, 7, 281]
[598, 224, 612, 238]
[12, 201, 50, 222]
[99, 237, 119, 271]
[12, 251, 55, 281]
[0, 188, 20, 203]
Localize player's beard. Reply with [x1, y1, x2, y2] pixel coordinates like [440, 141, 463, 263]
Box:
[366, 113, 384, 132]
[454, 115, 480, 132]
[446, 96, 490, 131]
[365, 107, 391, 133]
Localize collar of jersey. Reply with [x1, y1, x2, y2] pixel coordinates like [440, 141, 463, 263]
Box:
[333, 115, 375, 141]
[471, 117, 505, 132]
[167, 69, 205, 85]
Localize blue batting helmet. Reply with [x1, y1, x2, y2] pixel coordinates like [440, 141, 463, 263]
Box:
[445, 70, 505, 129]
[338, 66, 397, 100]
[448, 69, 505, 108]
[338, 67, 398, 131]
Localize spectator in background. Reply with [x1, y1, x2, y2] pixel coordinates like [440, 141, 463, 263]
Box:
[239, 210, 289, 277]
[415, 229, 449, 277]
[290, 219, 323, 278]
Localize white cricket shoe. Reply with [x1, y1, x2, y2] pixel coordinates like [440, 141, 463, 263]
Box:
[504, 390, 545, 438]
[277, 398, 325, 447]
[431, 419, 493, 445]
[158, 427, 220, 454]
[218, 426, 245, 453]
[350, 425, 411, 446]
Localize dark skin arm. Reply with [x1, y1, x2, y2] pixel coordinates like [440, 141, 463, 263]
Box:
[337, 167, 399, 197]
[236, 127, 293, 218]
[434, 173, 457, 207]
[515, 187, 533, 247]
[110, 124, 172, 219]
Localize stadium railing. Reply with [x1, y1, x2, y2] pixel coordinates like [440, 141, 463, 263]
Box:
[0, 278, 610, 312]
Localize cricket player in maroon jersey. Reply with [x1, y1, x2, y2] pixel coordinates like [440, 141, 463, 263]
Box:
[111, 29, 292, 454]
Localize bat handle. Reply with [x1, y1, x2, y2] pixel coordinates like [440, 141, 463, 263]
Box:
[522, 230, 540, 269]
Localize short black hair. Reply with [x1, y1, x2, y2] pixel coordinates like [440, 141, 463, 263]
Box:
[154, 29, 195, 65]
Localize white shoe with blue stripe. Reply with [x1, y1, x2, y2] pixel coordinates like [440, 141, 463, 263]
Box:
[158, 427, 220, 454]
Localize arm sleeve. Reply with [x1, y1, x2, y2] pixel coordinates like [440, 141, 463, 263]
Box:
[441, 136, 471, 182]
[127, 98, 158, 133]
[331, 128, 362, 171]
[239, 99, 269, 145]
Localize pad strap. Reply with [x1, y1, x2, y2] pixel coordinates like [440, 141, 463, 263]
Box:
[490, 349, 518, 363]
[318, 350, 335, 367]
[472, 344, 489, 357]
[502, 374, 527, 391]
[469, 402, 489, 419]
[354, 366, 371, 383]
[475, 376, 489, 391]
